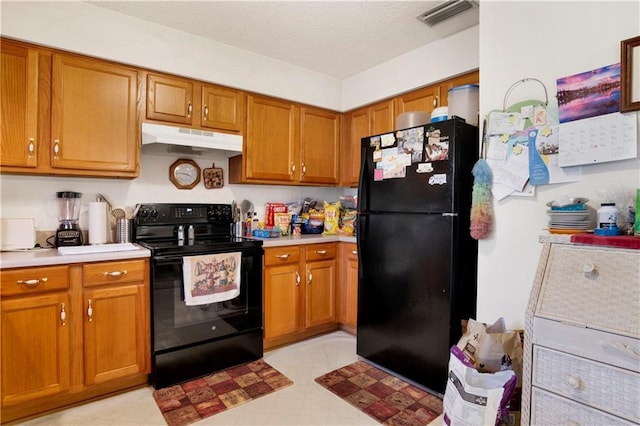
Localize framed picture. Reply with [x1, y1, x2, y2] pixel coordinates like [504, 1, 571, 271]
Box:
[621, 35, 640, 112]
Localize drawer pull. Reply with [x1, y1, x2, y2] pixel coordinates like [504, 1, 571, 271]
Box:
[315, 250, 327, 255]
[17, 277, 48, 287]
[275, 254, 290, 259]
[564, 375, 582, 390]
[60, 303, 67, 327]
[582, 262, 597, 275]
[87, 299, 93, 322]
[102, 270, 128, 278]
[601, 340, 640, 360]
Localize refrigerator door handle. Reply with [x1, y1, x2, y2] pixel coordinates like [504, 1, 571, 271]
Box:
[442, 213, 458, 217]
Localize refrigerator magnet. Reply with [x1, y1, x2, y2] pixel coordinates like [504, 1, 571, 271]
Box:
[428, 174, 447, 185]
[373, 148, 382, 162]
[381, 133, 395, 147]
[369, 136, 381, 148]
[416, 163, 434, 173]
[374, 169, 384, 181]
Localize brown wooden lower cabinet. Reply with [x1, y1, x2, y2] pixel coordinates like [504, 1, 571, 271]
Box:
[337, 242, 358, 333]
[263, 243, 338, 349]
[0, 259, 150, 423]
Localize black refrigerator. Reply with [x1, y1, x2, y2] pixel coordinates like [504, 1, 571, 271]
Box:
[356, 117, 478, 394]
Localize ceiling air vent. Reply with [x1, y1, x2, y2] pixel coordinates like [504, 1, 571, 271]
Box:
[417, 0, 477, 27]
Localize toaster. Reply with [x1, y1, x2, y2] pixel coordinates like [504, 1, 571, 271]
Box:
[1, 218, 36, 251]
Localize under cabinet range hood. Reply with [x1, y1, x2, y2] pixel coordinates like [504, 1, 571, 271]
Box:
[141, 123, 243, 155]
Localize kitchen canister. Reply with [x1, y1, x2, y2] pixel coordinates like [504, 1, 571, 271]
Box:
[116, 218, 133, 243]
[448, 84, 479, 126]
[430, 106, 448, 123]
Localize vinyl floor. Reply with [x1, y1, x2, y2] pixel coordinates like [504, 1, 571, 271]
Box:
[17, 331, 443, 425]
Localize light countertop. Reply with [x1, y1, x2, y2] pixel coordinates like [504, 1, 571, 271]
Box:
[0, 244, 151, 269]
[252, 234, 356, 247]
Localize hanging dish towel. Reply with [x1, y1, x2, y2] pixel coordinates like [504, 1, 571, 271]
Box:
[182, 252, 241, 306]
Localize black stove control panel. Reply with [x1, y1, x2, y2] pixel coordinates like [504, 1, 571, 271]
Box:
[136, 203, 233, 225]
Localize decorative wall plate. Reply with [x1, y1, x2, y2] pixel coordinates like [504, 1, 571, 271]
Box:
[203, 163, 224, 189]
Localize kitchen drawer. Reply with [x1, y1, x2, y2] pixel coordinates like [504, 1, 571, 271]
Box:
[83, 259, 146, 287]
[533, 317, 640, 373]
[305, 243, 336, 261]
[264, 246, 301, 266]
[531, 387, 635, 426]
[1, 265, 70, 296]
[533, 345, 640, 422]
[536, 245, 639, 337]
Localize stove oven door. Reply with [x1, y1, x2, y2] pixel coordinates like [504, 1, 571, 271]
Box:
[151, 245, 263, 354]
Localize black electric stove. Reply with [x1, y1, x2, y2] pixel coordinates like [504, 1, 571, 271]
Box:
[134, 203, 263, 389]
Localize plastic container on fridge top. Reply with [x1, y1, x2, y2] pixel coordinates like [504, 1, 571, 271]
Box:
[448, 84, 479, 126]
[430, 107, 448, 123]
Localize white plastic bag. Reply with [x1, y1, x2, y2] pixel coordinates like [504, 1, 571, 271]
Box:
[443, 346, 517, 426]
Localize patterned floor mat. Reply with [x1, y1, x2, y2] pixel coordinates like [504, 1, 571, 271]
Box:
[315, 360, 443, 425]
[153, 359, 293, 426]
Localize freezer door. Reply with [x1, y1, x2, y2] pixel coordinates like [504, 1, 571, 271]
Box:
[358, 119, 478, 214]
[356, 213, 460, 393]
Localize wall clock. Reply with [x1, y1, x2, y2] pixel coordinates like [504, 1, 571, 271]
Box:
[169, 159, 201, 189]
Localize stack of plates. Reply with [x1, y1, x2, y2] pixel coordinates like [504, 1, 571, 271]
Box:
[547, 210, 592, 234]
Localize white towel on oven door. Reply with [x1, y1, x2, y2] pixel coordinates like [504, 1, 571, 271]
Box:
[182, 252, 241, 306]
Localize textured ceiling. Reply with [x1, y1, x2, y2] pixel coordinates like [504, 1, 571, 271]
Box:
[89, 1, 479, 79]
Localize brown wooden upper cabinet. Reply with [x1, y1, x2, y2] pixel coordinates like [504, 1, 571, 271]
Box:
[145, 72, 244, 133]
[1, 38, 140, 178]
[395, 85, 441, 117]
[340, 99, 394, 187]
[0, 40, 39, 170]
[230, 94, 339, 186]
[51, 54, 139, 176]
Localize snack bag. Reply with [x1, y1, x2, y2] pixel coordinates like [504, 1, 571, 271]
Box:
[322, 201, 340, 235]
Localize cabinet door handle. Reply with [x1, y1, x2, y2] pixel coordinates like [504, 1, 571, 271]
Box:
[290, 163, 296, 175]
[203, 105, 209, 120]
[351, 250, 357, 255]
[433, 96, 438, 107]
[102, 270, 128, 278]
[53, 139, 60, 159]
[315, 250, 327, 255]
[28, 138, 36, 158]
[17, 277, 48, 287]
[87, 299, 93, 322]
[582, 263, 599, 277]
[187, 102, 192, 118]
[295, 272, 300, 286]
[301, 163, 306, 176]
[275, 254, 290, 259]
[60, 302, 67, 327]
[307, 270, 312, 285]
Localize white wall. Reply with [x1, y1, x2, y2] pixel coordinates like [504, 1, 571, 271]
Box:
[342, 25, 479, 110]
[477, 1, 640, 328]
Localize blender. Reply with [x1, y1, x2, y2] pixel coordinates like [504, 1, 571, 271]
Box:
[55, 191, 83, 246]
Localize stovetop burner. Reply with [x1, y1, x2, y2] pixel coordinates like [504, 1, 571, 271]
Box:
[134, 203, 262, 253]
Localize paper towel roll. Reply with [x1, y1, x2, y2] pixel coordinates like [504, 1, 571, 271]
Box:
[88, 202, 108, 244]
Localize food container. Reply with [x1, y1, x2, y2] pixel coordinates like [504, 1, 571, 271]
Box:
[252, 228, 281, 238]
[448, 84, 479, 126]
[430, 107, 448, 123]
